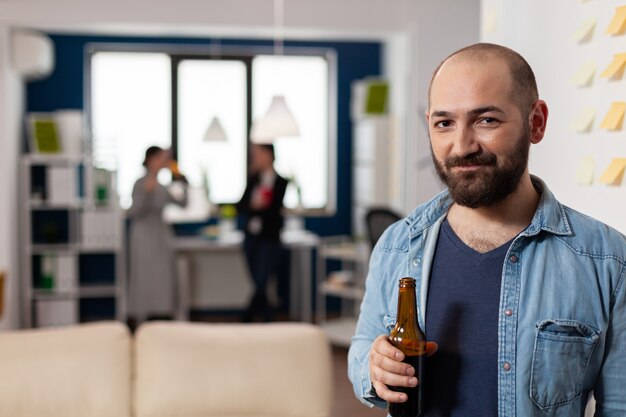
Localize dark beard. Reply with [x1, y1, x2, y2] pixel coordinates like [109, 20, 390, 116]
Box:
[431, 131, 530, 208]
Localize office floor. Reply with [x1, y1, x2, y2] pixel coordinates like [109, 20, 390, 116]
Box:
[331, 346, 387, 417]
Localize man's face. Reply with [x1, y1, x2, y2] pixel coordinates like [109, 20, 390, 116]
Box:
[427, 55, 531, 208]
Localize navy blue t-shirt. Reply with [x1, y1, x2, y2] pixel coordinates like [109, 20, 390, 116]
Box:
[423, 219, 512, 417]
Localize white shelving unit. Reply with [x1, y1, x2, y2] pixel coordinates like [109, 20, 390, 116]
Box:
[19, 154, 126, 328]
[316, 236, 369, 347]
[315, 109, 395, 346]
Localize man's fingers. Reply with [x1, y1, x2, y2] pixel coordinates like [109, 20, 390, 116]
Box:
[372, 380, 408, 404]
[371, 365, 418, 389]
[372, 335, 405, 361]
[368, 335, 436, 404]
[371, 353, 415, 376]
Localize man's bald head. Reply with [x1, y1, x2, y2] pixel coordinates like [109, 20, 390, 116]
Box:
[428, 43, 538, 116]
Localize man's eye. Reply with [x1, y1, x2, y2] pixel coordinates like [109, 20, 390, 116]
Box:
[435, 120, 451, 128]
[481, 117, 498, 124]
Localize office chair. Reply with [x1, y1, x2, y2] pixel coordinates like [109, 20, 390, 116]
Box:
[365, 207, 402, 249]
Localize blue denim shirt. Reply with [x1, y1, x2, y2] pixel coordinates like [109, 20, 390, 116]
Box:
[348, 177, 626, 416]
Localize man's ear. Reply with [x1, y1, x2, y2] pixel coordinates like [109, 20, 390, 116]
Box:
[529, 100, 548, 144]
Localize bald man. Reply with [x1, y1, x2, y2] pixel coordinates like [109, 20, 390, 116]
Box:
[348, 43, 626, 416]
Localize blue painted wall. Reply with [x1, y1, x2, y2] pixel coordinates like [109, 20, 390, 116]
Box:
[26, 33, 382, 237]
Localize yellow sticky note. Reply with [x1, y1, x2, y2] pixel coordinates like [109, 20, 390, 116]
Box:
[606, 6, 626, 35]
[576, 156, 595, 186]
[483, 9, 497, 34]
[571, 61, 596, 87]
[599, 158, 626, 185]
[600, 102, 626, 130]
[572, 108, 596, 133]
[574, 18, 596, 43]
[600, 53, 626, 79]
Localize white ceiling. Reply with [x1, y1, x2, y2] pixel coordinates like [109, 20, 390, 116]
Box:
[0, 0, 414, 40]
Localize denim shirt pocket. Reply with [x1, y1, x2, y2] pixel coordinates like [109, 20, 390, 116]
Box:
[530, 319, 600, 409]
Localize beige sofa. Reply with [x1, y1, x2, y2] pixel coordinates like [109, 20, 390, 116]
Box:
[0, 321, 333, 417]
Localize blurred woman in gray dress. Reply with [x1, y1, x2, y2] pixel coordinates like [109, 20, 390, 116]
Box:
[128, 146, 187, 324]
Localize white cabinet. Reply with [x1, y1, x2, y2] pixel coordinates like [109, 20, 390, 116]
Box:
[316, 236, 369, 347]
[352, 116, 397, 239]
[19, 154, 126, 328]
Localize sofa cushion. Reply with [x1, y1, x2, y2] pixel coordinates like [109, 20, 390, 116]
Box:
[134, 322, 332, 417]
[0, 321, 131, 417]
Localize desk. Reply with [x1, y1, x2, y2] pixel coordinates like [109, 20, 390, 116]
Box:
[174, 230, 318, 322]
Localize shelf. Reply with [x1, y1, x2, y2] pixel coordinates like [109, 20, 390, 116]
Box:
[79, 245, 121, 253]
[320, 281, 365, 300]
[28, 200, 84, 209]
[321, 318, 358, 347]
[31, 285, 117, 300]
[31, 289, 76, 300]
[23, 154, 86, 164]
[78, 285, 118, 298]
[29, 244, 79, 254]
[320, 244, 362, 261]
[21, 152, 126, 328]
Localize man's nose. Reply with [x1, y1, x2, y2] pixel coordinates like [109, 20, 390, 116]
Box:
[451, 125, 480, 157]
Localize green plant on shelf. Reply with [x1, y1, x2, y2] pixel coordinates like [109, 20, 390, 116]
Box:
[220, 204, 237, 220]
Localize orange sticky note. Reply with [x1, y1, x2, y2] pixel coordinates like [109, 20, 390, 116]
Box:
[599, 158, 626, 185]
[600, 53, 626, 79]
[600, 102, 626, 130]
[606, 6, 626, 35]
[574, 18, 596, 43]
[571, 61, 596, 87]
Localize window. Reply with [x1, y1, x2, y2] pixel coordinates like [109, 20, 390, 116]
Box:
[252, 55, 330, 210]
[90, 52, 171, 209]
[177, 58, 248, 204]
[89, 46, 335, 216]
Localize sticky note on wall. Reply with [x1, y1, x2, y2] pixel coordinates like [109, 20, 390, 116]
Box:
[606, 6, 626, 35]
[576, 156, 595, 185]
[600, 53, 626, 80]
[572, 108, 596, 132]
[599, 158, 626, 185]
[574, 18, 596, 43]
[600, 102, 626, 130]
[0, 271, 4, 319]
[571, 61, 596, 87]
[483, 9, 497, 34]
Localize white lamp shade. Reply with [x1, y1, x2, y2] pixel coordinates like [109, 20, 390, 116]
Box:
[250, 95, 299, 143]
[203, 116, 228, 142]
[11, 30, 54, 80]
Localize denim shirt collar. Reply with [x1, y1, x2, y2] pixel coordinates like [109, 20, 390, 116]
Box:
[404, 175, 572, 238]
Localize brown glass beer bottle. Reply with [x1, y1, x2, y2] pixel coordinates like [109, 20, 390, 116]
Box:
[388, 277, 426, 417]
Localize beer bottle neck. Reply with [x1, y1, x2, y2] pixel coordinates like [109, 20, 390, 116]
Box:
[396, 286, 418, 326]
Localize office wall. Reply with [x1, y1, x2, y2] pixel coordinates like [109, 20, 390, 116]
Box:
[0, 27, 22, 330]
[482, 0, 626, 233]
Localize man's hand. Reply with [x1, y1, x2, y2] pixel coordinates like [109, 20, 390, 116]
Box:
[369, 335, 438, 403]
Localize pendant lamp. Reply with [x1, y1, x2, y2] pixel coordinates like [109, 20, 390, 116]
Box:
[250, 95, 299, 143]
[249, 0, 299, 143]
[203, 116, 228, 142]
